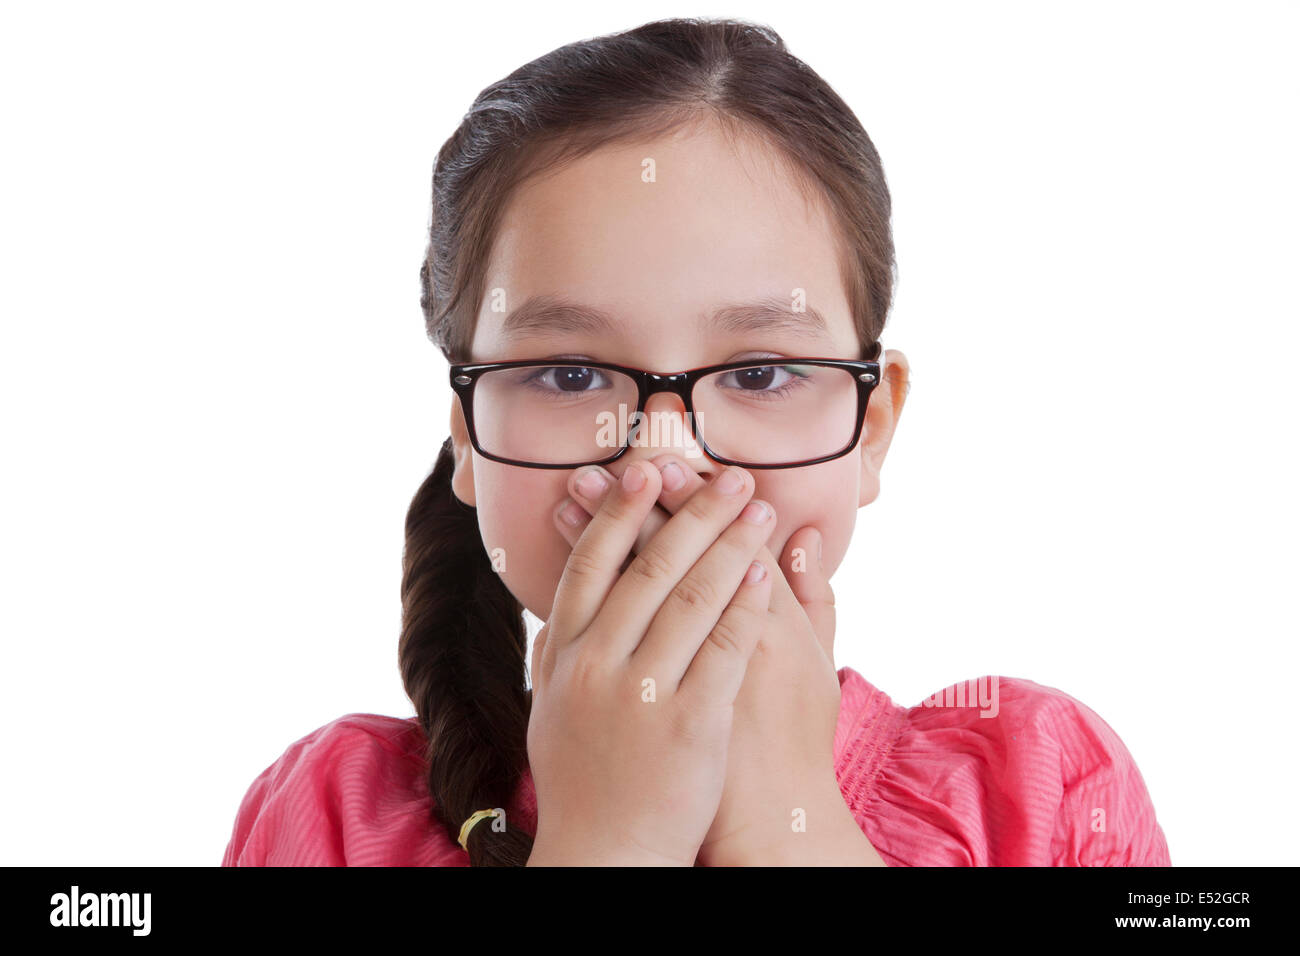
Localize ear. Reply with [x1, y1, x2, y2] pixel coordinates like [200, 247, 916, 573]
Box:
[859, 348, 910, 508]
[449, 398, 478, 508]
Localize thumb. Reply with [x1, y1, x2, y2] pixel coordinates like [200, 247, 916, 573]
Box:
[781, 527, 836, 660]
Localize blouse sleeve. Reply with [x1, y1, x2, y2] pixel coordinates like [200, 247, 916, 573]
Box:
[1036, 685, 1172, 866]
[221, 713, 444, 867]
[861, 676, 1171, 866]
[222, 718, 354, 867]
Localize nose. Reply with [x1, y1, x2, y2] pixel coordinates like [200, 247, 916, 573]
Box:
[609, 391, 717, 482]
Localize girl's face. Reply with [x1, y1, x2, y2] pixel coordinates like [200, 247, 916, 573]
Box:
[448, 118, 908, 624]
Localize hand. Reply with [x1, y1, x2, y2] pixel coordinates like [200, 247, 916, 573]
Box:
[526, 459, 777, 866]
[554, 455, 885, 865]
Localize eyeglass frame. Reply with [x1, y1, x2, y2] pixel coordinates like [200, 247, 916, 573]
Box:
[448, 342, 883, 471]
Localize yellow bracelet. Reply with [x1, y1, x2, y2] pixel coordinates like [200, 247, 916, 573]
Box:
[458, 808, 501, 851]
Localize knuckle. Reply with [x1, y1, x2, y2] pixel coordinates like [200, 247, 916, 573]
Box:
[717, 526, 756, 563]
[706, 614, 748, 656]
[667, 698, 715, 745]
[606, 477, 645, 514]
[683, 490, 722, 524]
[565, 642, 611, 689]
[669, 573, 719, 614]
[564, 546, 607, 580]
[626, 544, 675, 584]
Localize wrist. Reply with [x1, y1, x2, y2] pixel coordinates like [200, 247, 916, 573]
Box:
[699, 779, 883, 867]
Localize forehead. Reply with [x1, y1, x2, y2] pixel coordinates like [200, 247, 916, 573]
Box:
[471, 119, 858, 364]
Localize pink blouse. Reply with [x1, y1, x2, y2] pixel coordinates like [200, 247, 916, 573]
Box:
[221, 667, 1171, 866]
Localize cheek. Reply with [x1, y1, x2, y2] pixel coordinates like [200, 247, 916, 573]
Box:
[758, 460, 859, 569]
[473, 466, 572, 620]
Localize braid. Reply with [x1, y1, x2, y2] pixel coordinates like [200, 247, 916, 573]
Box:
[399, 436, 535, 865]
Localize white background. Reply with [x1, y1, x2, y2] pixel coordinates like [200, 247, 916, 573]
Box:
[2, 0, 1295, 866]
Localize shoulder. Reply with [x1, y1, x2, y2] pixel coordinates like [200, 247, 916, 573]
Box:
[221, 713, 464, 867]
[906, 675, 1139, 765]
[889, 676, 1170, 865]
[996, 678, 1170, 866]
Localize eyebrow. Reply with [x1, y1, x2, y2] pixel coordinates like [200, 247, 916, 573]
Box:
[497, 293, 832, 344]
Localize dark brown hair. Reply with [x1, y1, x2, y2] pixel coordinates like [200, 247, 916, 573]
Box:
[402, 16, 896, 865]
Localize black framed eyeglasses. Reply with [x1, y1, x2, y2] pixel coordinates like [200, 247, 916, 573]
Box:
[449, 343, 883, 470]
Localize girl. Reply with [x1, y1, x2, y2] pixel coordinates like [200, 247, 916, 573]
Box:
[222, 16, 1170, 867]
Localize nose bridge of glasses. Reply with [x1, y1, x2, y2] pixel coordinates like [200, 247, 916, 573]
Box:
[642, 372, 692, 409]
[626, 375, 704, 459]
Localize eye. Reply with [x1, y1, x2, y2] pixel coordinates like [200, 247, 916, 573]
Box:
[713, 364, 812, 398]
[520, 365, 612, 394]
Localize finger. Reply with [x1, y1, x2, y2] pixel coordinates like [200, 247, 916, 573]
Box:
[624, 484, 776, 683]
[647, 453, 715, 516]
[566, 457, 706, 557]
[560, 459, 833, 683]
[552, 495, 594, 545]
[779, 526, 836, 660]
[644, 456, 806, 662]
[640, 454, 801, 628]
[589, 465, 760, 662]
[546, 461, 663, 653]
[553, 494, 671, 576]
[559, 465, 669, 562]
[560, 459, 829, 663]
[674, 548, 774, 709]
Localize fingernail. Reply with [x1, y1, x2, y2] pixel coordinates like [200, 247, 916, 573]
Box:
[621, 463, 646, 493]
[744, 560, 767, 584]
[559, 499, 585, 527]
[659, 461, 684, 491]
[577, 468, 609, 499]
[741, 500, 771, 524]
[715, 468, 744, 495]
